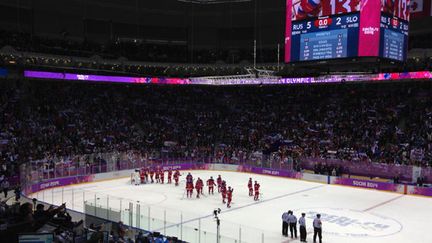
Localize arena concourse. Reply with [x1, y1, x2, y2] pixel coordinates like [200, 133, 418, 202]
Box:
[0, 0, 432, 243]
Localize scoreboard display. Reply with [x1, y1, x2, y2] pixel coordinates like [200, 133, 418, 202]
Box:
[380, 13, 409, 61]
[285, 0, 411, 63]
[291, 13, 360, 61]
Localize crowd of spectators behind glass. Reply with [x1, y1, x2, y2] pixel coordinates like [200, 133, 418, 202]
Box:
[0, 197, 178, 242]
[0, 79, 431, 184]
[0, 197, 86, 242]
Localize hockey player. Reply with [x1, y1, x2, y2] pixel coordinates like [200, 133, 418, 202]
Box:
[155, 168, 160, 183]
[160, 169, 165, 184]
[133, 169, 140, 185]
[207, 176, 215, 194]
[186, 172, 194, 198]
[217, 175, 222, 193]
[199, 178, 204, 195]
[227, 186, 234, 208]
[221, 183, 227, 204]
[254, 181, 260, 201]
[140, 168, 146, 184]
[174, 170, 181, 186]
[186, 172, 193, 185]
[168, 169, 173, 184]
[144, 167, 149, 183]
[149, 168, 155, 183]
[195, 177, 204, 198]
[186, 180, 194, 198]
[248, 178, 253, 196]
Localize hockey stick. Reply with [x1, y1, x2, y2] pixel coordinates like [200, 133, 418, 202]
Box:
[181, 189, 186, 200]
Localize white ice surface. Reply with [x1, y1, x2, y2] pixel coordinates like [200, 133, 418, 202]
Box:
[31, 170, 432, 243]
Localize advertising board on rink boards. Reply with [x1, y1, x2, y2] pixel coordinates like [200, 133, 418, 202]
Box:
[302, 173, 329, 183]
[331, 177, 406, 193]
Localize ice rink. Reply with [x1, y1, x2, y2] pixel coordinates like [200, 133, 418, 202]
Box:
[31, 170, 432, 243]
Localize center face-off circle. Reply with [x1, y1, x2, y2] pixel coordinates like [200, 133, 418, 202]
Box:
[294, 207, 403, 238]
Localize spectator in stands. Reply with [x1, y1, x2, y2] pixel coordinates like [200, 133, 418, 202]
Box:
[14, 186, 21, 201]
[87, 224, 105, 243]
[1, 180, 9, 198]
[135, 231, 149, 243]
[112, 220, 127, 242]
[33, 204, 49, 221]
[417, 176, 425, 187]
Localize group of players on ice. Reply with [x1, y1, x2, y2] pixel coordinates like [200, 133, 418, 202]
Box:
[132, 168, 261, 208]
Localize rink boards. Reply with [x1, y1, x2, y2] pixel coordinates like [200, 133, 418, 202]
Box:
[24, 163, 432, 198]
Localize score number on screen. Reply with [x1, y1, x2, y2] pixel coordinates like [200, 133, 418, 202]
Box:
[293, 15, 359, 31]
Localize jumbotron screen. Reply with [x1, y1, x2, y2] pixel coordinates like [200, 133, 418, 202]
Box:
[285, 0, 410, 62]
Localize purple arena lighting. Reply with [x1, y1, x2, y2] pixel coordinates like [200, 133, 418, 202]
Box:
[24, 70, 432, 85]
[24, 70, 190, 85]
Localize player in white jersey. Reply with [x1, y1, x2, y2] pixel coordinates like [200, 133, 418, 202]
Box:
[133, 169, 141, 185]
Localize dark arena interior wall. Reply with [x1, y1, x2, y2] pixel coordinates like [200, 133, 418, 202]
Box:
[0, 0, 286, 51]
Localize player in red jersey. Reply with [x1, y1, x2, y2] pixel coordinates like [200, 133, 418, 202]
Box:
[227, 186, 234, 208]
[254, 181, 260, 201]
[140, 168, 146, 184]
[160, 169, 165, 184]
[216, 175, 222, 193]
[167, 169, 173, 184]
[207, 176, 215, 194]
[155, 168, 160, 183]
[195, 177, 204, 198]
[186, 172, 194, 198]
[174, 170, 181, 186]
[186, 181, 194, 198]
[221, 183, 227, 204]
[144, 167, 149, 183]
[149, 168, 155, 183]
[248, 178, 253, 196]
[143, 167, 148, 183]
[186, 172, 193, 184]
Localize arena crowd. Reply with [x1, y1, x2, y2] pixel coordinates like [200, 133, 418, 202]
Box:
[1, 79, 431, 183]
